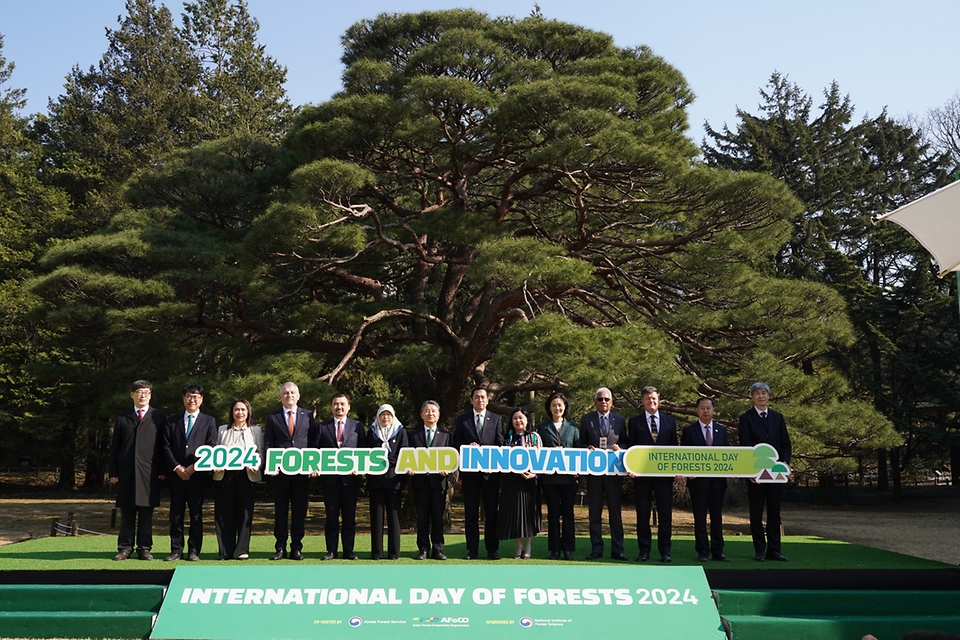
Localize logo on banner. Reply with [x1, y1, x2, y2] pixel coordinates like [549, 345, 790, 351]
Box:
[519, 617, 533, 628]
[348, 617, 362, 627]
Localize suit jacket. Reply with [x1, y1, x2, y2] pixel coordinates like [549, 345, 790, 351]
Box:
[409, 426, 452, 492]
[579, 411, 626, 449]
[109, 407, 166, 508]
[264, 406, 318, 451]
[162, 412, 219, 475]
[315, 417, 366, 487]
[452, 410, 505, 448]
[212, 424, 263, 483]
[737, 407, 791, 464]
[681, 420, 729, 488]
[537, 418, 580, 485]
[627, 412, 678, 447]
[367, 425, 409, 491]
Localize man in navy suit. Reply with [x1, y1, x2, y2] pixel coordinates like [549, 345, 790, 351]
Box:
[264, 381, 318, 560]
[738, 381, 792, 562]
[109, 380, 166, 561]
[627, 386, 678, 563]
[681, 397, 730, 562]
[316, 393, 366, 561]
[452, 387, 504, 559]
[580, 387, 628, 561]
[409, 400, 451, 560]
[162, 384, 219, 561]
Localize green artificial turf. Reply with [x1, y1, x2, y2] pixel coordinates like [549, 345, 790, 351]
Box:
[0, 534, 951, 570]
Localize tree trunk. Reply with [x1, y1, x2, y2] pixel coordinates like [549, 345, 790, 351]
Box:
[876, 449, 888, 492]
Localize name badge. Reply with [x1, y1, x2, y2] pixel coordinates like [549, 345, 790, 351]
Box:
[598, 436, 608, 450]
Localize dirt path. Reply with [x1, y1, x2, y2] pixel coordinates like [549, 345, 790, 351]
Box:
[3, 496, 957, 564]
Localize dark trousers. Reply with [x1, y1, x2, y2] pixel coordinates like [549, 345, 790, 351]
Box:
[118, 505, 154, 552]
[542, 483, 577, 553]
[586, 475, 623, 555]
[369, 486, 403, 559]
[689, 478, 726, 557]
[272, 473, 309, 553]
[321, 481, 358, 556]
[634, 476, 673, 556]
[215, 471, 255, 559]
[747, 481, 783, 555]
[415, 487, 446, 554]
[169, 473, 210, 555]
[461, 472, 500, 554]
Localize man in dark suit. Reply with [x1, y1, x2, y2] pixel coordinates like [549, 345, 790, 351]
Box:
[109, 380, 166, 561]
[580, 387, 628, 561]
[162, 384, 219, 561]
[452, 387, 504, 559]
[264, 381, 318, 560]
[681, 396, 730, 562]
[315, 392, 365, 561]
[627, 386, 678, 563]
[409, 400, 450, 560]
[738, 381, 792, 562]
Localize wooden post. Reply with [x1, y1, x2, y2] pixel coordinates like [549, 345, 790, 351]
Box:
[50, 518, 59, 537]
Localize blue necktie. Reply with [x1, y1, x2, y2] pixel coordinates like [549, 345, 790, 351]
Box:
[185, 414, 195, 440]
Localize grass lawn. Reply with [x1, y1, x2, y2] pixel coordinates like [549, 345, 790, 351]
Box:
[0, 534, 952, 571]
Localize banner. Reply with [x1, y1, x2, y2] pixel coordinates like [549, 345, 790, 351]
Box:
[151, 565, 726, 640]
[198, 443, 790, 483]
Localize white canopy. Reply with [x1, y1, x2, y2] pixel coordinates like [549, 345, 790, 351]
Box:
[873, 180, 960, 277]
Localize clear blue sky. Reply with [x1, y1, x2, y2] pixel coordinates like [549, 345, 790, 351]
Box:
[3, 0, 959, 142]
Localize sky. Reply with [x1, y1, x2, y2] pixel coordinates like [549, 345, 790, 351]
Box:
[2, 0, 959, 144]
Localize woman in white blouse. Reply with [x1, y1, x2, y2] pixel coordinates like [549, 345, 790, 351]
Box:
[213, 399, 263, 560]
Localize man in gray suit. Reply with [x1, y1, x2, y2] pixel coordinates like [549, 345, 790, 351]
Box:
[580, 387, 627, 561]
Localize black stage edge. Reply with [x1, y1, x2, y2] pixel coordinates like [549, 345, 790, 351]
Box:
[704, 568, 960, 591]
[1, 568, 959, 591]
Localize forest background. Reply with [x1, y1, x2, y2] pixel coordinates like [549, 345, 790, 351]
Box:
[2, 0, 960, 496]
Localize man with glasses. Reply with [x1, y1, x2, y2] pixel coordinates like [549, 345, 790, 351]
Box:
[109, 380, 166, 561]
[162, 384, 218, 561]
[580, 387, 627, 560]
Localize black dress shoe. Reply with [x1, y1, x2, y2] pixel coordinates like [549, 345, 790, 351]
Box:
[290, 550, 304, 561]
[548, 551, 560, 560]
[660, 554, 672, 563]
[343, 553, 359, 560]
[612, 552, 628, 561]
[371, 554, 382, 560]
[636, 552, 650, 562]
[432, 552, 447, 561]
[766, 551, 789, 562]
[138, 550, 154, 561]
[271, 550, 286, 561]
[164, 552, 182, 562]
[586, 552, 602, 560]
[187, 552, 200, 562]
[754, 553, 765, 562]
[713, 554, 730, 562]
[465, 552, 478, 560]
[321, 552, 336, 561]
[114, 549, 132, 561]
[416, 550, 428, 560]
[487, 551, 501, 560]
[563, 551, 573, 561]
[697, 554, 710, 562]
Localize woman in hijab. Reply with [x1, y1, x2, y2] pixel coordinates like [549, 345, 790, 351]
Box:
[213, 399, 263, 560]
[367, 404, 409, 560]
[536, 391, 580, 560]
[498, 407, 541, 559]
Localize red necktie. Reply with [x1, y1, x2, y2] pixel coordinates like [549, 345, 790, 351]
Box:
[137, 409, 143, 421]
[336, 420, 344, 444]
[287, 410, 295, 437]
[705, 424, 713, 446]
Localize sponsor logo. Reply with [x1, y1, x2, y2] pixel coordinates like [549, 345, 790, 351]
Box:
[348, 617, 363, 627]
[519, 617, 533, 628]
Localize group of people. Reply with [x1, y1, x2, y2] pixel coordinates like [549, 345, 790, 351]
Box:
[109, 380, 791, 564]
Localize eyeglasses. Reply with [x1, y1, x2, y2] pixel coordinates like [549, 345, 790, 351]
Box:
[595, 397, 612, 402]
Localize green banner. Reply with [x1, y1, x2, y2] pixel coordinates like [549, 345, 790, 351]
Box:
[623, 444, 790, 483]
[152, 565, 726, 640]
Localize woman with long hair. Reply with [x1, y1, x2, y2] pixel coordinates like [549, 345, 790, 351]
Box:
[213, 399, 263, 560]
[498, 407, 541, 559]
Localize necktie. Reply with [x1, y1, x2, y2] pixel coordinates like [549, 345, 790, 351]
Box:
[476, 414, 483, 438]
[760, 411, 767, 419]
[287, 410, 295, 437]
[427, 428, 434, 446]
[650, 415, 658, 442]
[705, 424, 713, 446]
[137, 409, 143, 421]
[602, 415, 609, 437]
[336, 420, 344, 444]
[185, 414, 195, 439]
